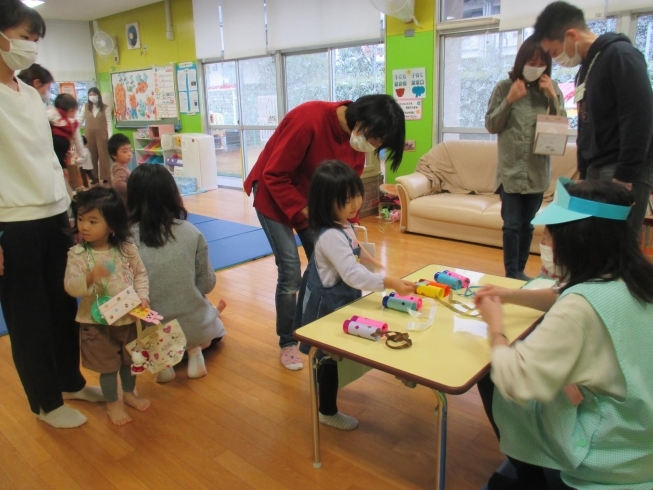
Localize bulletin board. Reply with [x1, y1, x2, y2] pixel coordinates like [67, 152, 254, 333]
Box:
[111, 66, 179, 128]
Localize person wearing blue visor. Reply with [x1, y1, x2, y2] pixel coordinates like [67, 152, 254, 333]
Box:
[473, 178, 653, 490]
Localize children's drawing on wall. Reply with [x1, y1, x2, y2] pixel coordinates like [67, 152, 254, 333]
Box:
[111, 69, 158, 122]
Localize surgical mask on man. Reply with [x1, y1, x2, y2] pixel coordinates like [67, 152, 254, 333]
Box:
[539, 243, 564, 279]
[554, 38, 582, 68]
[88, 95, 99, 104]
[349, 131, 376, 153]
[523, 65, 546, 82]
[0, 31, 38, 71]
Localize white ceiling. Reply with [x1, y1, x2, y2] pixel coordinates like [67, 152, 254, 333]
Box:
[34, 0, 163, 21]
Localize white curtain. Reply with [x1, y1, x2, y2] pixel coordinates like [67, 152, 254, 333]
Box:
[499, 0, 606, 31]
[192, 0, 223, 60]
[38, 20, 95, 81]
[267, 0, 382, 52]
[222, 0, 266, 60]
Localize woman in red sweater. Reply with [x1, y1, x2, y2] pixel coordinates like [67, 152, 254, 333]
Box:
[244, 95, 405, 370]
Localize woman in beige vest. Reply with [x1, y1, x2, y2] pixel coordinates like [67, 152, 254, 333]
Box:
[78, 87, 112, 181]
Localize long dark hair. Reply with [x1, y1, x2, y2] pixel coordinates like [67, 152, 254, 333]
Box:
[550, 180, 653, 303]
[344, 94, 405, 172]
[308, 160, 364, 232]
[127, 164, 188, 248]
[17, 63, 53, 87]
[86, 87, 106, 113]
[0, 0, 46, 37]
[75, 187, 132, 252]
[509, 36, 552, 82]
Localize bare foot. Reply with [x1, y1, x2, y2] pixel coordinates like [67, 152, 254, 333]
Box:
[217, 299, 227, 313]
[124, 392, 150, 412]
[106, 401, 132, 426]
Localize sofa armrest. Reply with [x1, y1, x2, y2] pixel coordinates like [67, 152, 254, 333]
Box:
[396, 172, 431, 232]
[396, 172, 431, 200]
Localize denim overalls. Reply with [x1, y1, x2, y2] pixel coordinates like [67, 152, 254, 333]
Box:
[295, 226, 362, 415]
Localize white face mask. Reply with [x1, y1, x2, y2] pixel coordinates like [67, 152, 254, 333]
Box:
[88, 95, 99, 104]
[0, 31, 38, 71]
[554, 38, 582, 68]
[349, 131, 377, 153]
[539, 243, 564, 279]
[523, 65, 546, 83]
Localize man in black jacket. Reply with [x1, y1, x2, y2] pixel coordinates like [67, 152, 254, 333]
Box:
[534, 1, 653, 231]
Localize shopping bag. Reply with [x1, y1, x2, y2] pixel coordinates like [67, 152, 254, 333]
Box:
[125, 319, 187, 374]
[534, 114, 569, 156]
[353, 225, 377, 271]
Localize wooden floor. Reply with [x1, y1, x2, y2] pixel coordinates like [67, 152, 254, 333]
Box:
[0, 188, 544, 490]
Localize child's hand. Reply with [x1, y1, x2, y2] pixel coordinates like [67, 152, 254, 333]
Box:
[384, 277, 416, 297]
[91, 264, 110, 283]
[140, 298, 150, 309]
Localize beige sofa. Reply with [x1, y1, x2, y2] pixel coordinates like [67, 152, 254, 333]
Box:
[395, 140, 578, 253]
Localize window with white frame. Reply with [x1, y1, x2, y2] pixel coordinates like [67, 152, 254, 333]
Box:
[204, 57, 277, 180]
[441, 0, 501, 23]
[635, 14, 653, 88]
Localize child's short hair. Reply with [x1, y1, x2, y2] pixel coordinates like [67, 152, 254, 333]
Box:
[108, 133, 131, 159]
[308, 160, 364, 231]
[82, 135, 87, 145]
[127, 164, 188, 248]
[75, 187, 131, 251]
[54, 93, 78, 112]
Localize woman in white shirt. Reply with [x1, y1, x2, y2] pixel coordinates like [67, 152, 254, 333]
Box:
[78, 86, 112, 181]
[0, 0, 103, 429]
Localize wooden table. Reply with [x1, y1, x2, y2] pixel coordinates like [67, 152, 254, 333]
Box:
[294, 264, 543, 489]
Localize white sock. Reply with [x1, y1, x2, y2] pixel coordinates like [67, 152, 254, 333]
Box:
[155, 367, 176, 383]
[187, 347, 207, 379]
[38, 405, 87, 429]
[319, 412, 358, 431]
[62, 386, 105, 403]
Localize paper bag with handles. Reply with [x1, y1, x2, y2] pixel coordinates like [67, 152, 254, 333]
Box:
[353, 225, 378, 272]
[125, 319, 187, 374]
[534, 113, 569, 156]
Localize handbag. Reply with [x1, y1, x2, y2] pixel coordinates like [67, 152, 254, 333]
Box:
[125, 319, 187, 374]
[533, 99, 569, 156]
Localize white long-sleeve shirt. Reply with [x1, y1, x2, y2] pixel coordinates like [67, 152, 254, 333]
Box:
[77, 103, 113, 137]
[0, 79, 69, 222]
[314, 226, 385, 291]
[491, 293, 626, 404]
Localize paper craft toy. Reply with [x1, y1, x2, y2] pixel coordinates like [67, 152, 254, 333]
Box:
[98, 287, 141, 325]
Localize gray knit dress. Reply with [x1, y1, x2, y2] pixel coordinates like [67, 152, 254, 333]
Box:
[132, 220, 226, 349]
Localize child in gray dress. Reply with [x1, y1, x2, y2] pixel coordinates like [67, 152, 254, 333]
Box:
[127, 164, 226, 382]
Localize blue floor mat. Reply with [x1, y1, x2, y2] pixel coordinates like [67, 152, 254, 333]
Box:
[0, 303, 6, 337]
[187, 213, 218, 225]
[195, 219, 260, 243]
[208, 228, 277, 271]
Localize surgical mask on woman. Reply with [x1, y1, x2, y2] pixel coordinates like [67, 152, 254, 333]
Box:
[88, 95, 99, 104]
[539, 243, 564, 279]
[349, 131, 376, 153]
[523, 65, 546, 83]
[0, 31, 38, 71]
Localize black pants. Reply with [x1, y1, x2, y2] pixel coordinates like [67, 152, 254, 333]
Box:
[499, 186, 544, 278]
[318, 359, 338, 416]
[477, 374, 574, 489]
[80, 168, 98, 187]
[0, 213, 86, 414]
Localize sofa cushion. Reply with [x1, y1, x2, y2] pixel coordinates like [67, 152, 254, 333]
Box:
[410, 193, 504, 230]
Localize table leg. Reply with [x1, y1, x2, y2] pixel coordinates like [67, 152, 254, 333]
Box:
[308, 347, 322, 468]
[432, 390, 448, 489]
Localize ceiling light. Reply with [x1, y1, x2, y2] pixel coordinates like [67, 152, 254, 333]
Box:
[22, 0, 44, 7]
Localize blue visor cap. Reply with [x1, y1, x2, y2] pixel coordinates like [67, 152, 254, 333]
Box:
[531, 178, 631, 226]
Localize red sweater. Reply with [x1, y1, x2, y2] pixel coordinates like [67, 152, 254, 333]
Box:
[50, 107, 79, 140]
[244, 101, 365, 230]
